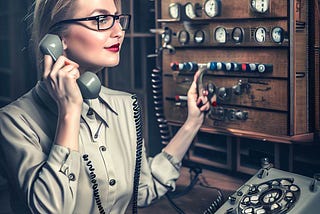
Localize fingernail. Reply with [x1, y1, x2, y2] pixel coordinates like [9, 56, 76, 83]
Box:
[64, 61, 70, 65]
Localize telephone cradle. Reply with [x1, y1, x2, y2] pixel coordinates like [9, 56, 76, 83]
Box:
[215, 164, 320, 214]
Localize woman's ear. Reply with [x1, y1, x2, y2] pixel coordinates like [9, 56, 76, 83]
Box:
[61, 37, 68, 51]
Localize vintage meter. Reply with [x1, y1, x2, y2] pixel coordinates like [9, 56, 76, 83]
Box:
[231, 27, 244, 43]
[168, 3, 181, 19]
[194, 30, 205, 44]
[250, 0, 270, 14]
[178, 30, 190, 45]
[254, 27, 267, 43]
[271, 27, 285, 43]
[184, 2, 196, 19]
[214, 27, 227, 44]
[204, 0, 221, 18]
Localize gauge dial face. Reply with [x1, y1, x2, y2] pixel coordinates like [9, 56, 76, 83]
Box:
[271, 27, 284, 43]
[214, 27, 227, 44]
[250, 0, 269, 13]
[231, 27, 244, 43]
[178, 30, 190, 45]
[204, 0, 220, 18]
[185, 2, 196, 19]
[255, 27, 266, 43]
[194, 30, 205, 44]
[169, 3, 181, 19]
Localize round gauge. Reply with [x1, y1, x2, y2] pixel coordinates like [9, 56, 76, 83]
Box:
[231, 27, 244, 43]
[271, 27, 285, 43]
[254, 27, 266, 43]
[214, 27, 227, 44]
[178, 30, 190, 45]
[194, 30, 205, 44]
[250, 0, 270, 13]
[168, 3, 181, 19]
[204, 0, 221, 18]
[185, 2, 196, 19]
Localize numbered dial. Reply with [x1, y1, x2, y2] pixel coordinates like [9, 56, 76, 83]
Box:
[271, 27, 285, 43]
[231, 27, 244, 43]
[250, 0, 269, 13]
[204, 0, 221, 18]
[214, 27, 227, 44]
[255, 27, 266, 43]
[185, 2, 196, 19]
[168, 3, 181, 19]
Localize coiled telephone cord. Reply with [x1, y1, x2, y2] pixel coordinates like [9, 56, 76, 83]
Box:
[131, 95, 143, 214]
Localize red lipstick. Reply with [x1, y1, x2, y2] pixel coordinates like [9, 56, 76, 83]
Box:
[106, 43, 120, 52]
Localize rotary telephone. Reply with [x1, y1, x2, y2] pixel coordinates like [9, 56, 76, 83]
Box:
[39, 34, 101, 99]
[214, 159, 320, 214]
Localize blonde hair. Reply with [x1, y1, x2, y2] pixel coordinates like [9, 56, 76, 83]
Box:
[30, 0, 121, 77]
[31, 0, 75, 77]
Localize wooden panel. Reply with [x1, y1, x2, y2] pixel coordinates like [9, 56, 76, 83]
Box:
[164, 75, 288, 111]
[160, 0, 288, 20]
[161, 20, 289, 48]
[164, 101, 288, 136]
[158, 0, 314, 141]
[188, 134, 233, 170]
[293, 0, 310, 134]
[163, 49, 289, 78]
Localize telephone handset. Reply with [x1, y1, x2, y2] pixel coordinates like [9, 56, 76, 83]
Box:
[39, 34, 101, 99]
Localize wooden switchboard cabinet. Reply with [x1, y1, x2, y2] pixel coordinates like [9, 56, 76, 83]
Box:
[154, 0, 320, 175]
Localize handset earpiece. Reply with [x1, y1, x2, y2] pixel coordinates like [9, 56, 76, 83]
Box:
[39, 34, 101, 99]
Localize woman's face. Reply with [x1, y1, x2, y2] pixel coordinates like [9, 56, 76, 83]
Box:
[62, 0, 124, 73]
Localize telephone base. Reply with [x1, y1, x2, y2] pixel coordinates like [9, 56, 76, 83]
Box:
[215, 168, 320, 214]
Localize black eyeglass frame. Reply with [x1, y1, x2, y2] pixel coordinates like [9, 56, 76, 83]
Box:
[50, 14, 131, 31]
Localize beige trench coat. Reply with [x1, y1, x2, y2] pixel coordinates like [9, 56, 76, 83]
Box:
[0, 81, 181, 214]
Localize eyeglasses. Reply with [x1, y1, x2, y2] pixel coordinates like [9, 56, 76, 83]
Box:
[50, 14, 131, 31]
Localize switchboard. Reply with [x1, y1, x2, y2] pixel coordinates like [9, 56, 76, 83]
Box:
[153, 0, 320, 173]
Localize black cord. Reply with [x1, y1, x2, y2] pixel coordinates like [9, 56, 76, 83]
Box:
[165, 194, 185, 214]
[131, 95, 143, 214]
[199, 175, 225, 214]
[168, 167, 202, 199]
[151, 68, 172, 144]
[165, 167, 202, 214]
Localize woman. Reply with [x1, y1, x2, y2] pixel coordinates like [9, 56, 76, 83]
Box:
[0, 0, 210, 213]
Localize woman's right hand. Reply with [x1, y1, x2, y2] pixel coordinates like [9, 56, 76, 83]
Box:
[43, 55, 83, 115]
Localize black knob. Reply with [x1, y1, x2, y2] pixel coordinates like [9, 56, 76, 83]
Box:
[170, 62, 179, 71]
[228, 196, 236, 205]
[218, 87, 227, 99]
[232, 84, 242, 95]
[235, 111, 248, 120]
[184, 62, 198, 72]
[207, 83, 216, 95]
[228, 109, 236, 121]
